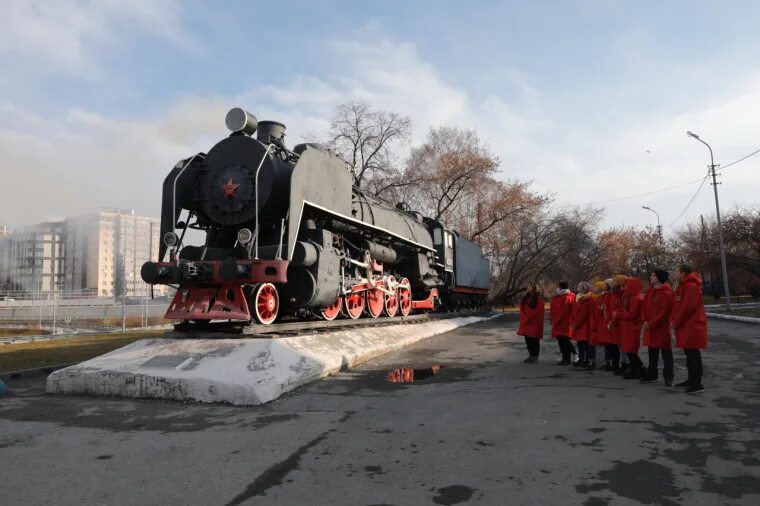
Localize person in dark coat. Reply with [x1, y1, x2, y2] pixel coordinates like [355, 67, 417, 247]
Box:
[550, 281, 576, 365]
[641, 269, 675, 385]
[517, 283, 545, 363]
[671, 264, 708, 393]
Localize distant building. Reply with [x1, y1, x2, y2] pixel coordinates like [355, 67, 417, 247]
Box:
[0, 225, 11, 236]
[2, 220, 66, 294]
[0, 210, 164, 298]
[64, 209, 164, 297]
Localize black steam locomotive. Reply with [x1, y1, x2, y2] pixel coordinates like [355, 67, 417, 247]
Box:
[141, 107, 490, 325]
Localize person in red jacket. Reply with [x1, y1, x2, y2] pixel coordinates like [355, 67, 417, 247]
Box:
[550, 281, 576, 365]
[570, 282, 594, 367]
[670, 264, 708, 393]
[641, 269, 675, 385]
[517, 283, 545, 363]
[608, 275, 629, 375]
[593, 281, 617, 371]
[613, 277, 644, 379]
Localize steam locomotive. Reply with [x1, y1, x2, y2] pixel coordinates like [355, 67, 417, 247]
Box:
[141, 107, 490, 325]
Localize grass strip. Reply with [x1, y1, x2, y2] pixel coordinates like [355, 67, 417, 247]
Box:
[0, 331, 160, 373]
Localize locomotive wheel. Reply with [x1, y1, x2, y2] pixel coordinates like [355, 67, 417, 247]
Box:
[343, 292, 365, 319]
[398, 278, 412, 316]
[320, 296, 343, 321]
[251, 283, 279, 325]
[366, 287, 384, 318]
[383, 276, 399, 317]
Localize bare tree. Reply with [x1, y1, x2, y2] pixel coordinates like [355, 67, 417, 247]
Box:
[404, 127, 499, 222]
[489, 207, 602, 303]
[327, 101, 412, 193]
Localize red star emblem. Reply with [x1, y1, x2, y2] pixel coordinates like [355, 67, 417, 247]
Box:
[222, 177, 240, 198]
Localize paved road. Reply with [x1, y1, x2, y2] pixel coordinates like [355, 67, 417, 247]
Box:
[1, 316, 759, 505]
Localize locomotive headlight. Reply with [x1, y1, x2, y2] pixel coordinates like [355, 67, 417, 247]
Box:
[163, 232, 179, 248]
[237, 228, 253, 245]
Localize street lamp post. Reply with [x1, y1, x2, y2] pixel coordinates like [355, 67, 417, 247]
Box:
[642, 205, 662, 244]
[687, 131, 731, 312]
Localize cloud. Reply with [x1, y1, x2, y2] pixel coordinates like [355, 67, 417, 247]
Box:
[0, 0, 192, 75]
[0, 24, 758, 234]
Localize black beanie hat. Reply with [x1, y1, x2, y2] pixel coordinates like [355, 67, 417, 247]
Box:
[558, 281, 569, 289]
[653, 269, 669, 284]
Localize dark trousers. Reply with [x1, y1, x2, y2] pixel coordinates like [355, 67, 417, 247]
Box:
[605, 344, 620, 367]
[647, 347, 674, 381]
[587, 345, 597, 362]
[684, 349, 703, 386]
[524, 336, 540, 357]
[627, 353, 644, 370]
[557, 336, 574, 361]
[576, 341, 588, 363]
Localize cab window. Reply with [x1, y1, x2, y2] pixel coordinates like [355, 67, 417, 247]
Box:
[433, 228, 442, 245]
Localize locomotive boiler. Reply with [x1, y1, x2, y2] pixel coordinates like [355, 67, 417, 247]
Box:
[141, 107, 490, 325]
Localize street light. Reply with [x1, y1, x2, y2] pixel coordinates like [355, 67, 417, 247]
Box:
[686, 130, 731, 311]
[642, 205, 662, 243]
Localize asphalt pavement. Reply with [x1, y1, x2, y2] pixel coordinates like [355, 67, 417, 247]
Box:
[1, 315, 759, 505]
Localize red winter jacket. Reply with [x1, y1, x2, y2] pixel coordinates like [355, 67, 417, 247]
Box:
[671, 273, 708, 349]
[605, 288, 623, 345]
[613, 278, 643, 353]
[571, 294, 593, 342]
[550, 290, 575, 338]
[594, 293, 613, 345]
[518, 295, 545, 339]
[642, 284, 674, 349]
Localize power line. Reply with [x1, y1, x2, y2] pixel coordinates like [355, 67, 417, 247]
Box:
[556, 176, 706, 209]
[553, 144, 759, 211]
[720, 146, 760, 170]
[664, 170, 711, 229]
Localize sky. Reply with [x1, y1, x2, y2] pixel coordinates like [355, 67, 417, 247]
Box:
[1, 0, 759, 235]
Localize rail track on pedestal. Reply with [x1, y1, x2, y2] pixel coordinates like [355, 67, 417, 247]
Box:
[166, 310, 492, 338]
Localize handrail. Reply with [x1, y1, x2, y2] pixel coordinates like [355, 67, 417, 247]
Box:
[172, 154, 202, 236]
[254, 143, 275, 259]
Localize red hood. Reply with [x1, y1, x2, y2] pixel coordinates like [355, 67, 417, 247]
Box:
[681, 272, 703, 287]
[625, 277, 643, 295]
[649, 283, 672, 293]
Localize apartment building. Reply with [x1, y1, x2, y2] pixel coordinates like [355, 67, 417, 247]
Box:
[1, 220, 66, 293]
[0, 210, 164, 298]
[64, 209, 164, 297]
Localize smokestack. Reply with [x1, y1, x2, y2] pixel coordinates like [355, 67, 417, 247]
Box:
[256, 120, 286, 145]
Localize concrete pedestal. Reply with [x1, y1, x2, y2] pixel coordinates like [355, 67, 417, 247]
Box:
[47, 315, 491, 405]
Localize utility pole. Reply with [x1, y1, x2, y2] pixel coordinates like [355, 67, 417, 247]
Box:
[687, 131, 731, 311]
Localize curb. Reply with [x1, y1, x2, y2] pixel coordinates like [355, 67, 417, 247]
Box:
[706, 312, 760, 324]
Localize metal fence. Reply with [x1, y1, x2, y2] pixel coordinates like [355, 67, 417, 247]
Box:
[0, 289, 174, 334]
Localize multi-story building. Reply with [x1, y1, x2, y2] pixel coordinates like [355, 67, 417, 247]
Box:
[0, 225, 13, 292]
[0, 210, 164, 298]
[64, 209, 164, 297]
[2, 220, 66, 294]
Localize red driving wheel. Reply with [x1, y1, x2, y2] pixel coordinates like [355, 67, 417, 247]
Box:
[252, 283, 279, 325]
[384, 275, 399, 317]
[320, 295, 343, 321]
[398, 278, 412, 316]
[343, 291, 365, 319]
[366, 285, 384, 318]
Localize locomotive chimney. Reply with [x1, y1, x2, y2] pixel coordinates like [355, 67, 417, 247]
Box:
[256, 120, 287, 145]
[225, 107, 258, 136]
